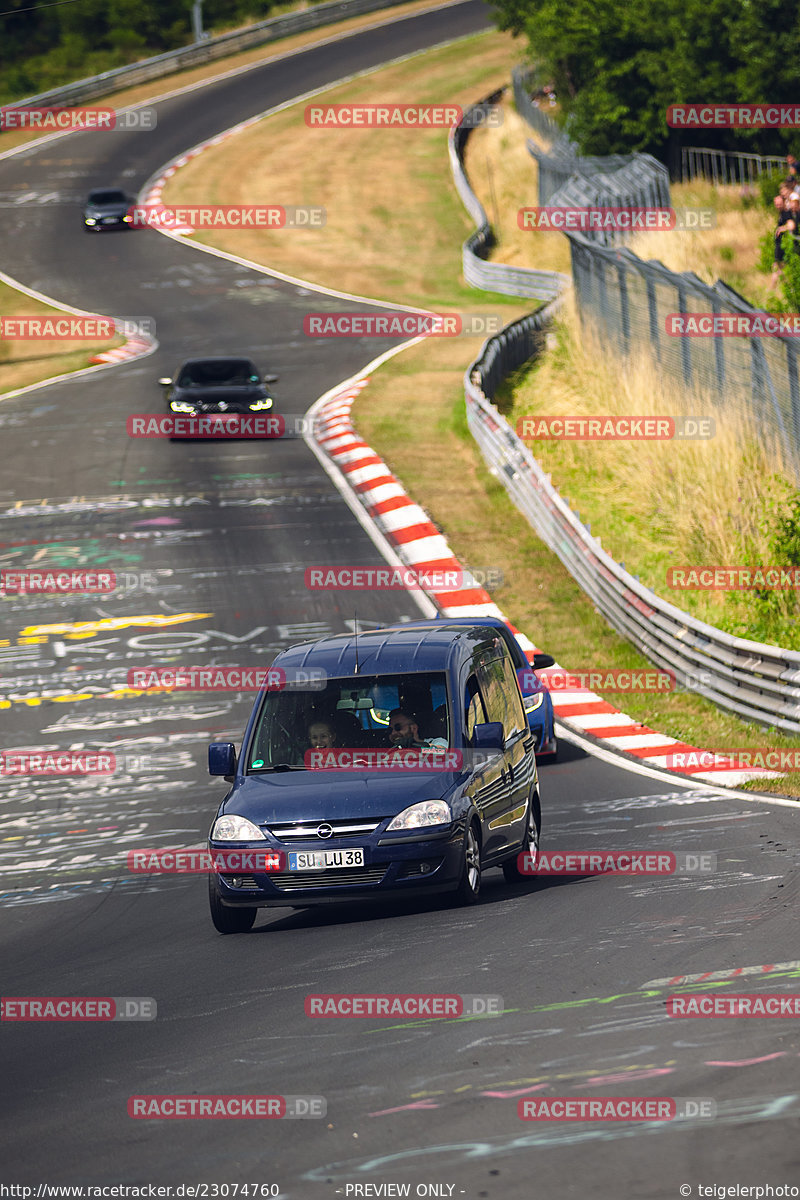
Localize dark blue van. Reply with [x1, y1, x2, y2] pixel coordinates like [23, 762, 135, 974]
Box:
[206, 624, 541, 932]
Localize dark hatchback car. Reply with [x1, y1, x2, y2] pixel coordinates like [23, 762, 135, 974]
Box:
[386, 616, 557, 758]
[206, 625, 541, 932]
[158, 357, 277, 416]
[83, 188, 134, 231]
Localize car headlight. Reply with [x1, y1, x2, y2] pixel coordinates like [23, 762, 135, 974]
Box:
[123, 214, 133, 223]
[248, 398, 273, 411]
[524, 692, 545, 713]
[169, 401, 195, 413]
[211, 814, 265, 841]
[84, 218, 97, 225]
[386, 800, 451, 831]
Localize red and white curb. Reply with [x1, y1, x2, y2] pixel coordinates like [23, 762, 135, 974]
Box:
[89, 336, 155, 364]
[312, 377, 780, 790]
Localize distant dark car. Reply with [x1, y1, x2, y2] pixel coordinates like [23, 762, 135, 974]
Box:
[83, 188, 134, 231]
[158, 357, 278, 416]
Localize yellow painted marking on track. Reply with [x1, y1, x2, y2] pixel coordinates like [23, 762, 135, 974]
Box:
[20, 612, 212, 637]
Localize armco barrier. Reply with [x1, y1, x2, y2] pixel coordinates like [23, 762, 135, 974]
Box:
[448, 89, 569, 301]
[464, 306, 800, 734]
[0, 0, 414, 112]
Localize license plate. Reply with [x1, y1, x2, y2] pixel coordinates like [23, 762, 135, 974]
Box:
[102, 216, 117, 223]
[288, 848, 365, 871]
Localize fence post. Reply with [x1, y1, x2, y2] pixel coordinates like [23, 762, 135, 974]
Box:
[676, 283, 692, 386]
[617, 259, 631, 353]
[787, 340, 800, 452]
[711, 297, 725, 394]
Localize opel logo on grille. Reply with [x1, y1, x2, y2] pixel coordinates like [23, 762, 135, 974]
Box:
[316, 823, 334, 839]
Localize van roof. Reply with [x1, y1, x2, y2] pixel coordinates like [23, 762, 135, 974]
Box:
[273, 625, 504, 676]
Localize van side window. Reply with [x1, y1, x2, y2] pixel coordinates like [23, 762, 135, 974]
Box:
[465, 674, 486, 740]
[477, 652, 525, 739]
[497, 655, 526, 737]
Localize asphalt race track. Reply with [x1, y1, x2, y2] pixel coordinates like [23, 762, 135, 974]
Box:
[1, 3, 799, 1196]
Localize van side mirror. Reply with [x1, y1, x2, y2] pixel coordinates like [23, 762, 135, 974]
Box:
[209, 742, 236, 780]
[471, 722, 504, 752]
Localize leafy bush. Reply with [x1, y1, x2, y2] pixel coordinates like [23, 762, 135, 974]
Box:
[758, 168, 789, 210]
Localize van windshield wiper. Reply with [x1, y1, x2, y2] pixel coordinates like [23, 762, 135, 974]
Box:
[250, 762, 306, 772]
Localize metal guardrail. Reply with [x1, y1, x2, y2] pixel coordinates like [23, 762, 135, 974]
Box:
[453, 82, 800, 730]
[682, 147, 787, 187]
[448, 88, 569, 301]
[1, 0, 414, 111]
[464, 310, 800, 734]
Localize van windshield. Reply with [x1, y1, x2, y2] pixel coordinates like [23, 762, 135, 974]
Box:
[247, 672, 450, 769]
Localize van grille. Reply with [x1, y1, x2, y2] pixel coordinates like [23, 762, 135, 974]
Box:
[272, 865, 387, 890]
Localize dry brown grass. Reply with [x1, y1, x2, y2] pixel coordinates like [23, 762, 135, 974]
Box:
[0, 282, 123, 398]
[162, 31, 525, 306]
[463, 101, 571, 275]
[506, 293, 791, 628]
[628, 179, 772, 307]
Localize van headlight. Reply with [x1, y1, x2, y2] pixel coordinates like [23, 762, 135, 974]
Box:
[386, 800, 450, 831]
[211, 814, 265, 841]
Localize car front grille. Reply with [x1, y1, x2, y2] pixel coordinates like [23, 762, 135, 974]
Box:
[271, 865, 388, 890]
[265, 819, 383, 842]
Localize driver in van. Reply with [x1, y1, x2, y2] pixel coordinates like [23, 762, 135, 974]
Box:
[387, 709, 447, 750]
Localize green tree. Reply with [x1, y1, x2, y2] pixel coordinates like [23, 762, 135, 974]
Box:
[494, 0, 800, 162]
